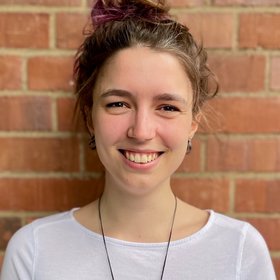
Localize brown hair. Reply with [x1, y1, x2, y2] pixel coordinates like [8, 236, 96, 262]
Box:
[74, 0, 218, 129]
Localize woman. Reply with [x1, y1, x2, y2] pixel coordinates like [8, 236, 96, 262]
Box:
[0, 0, 276, 279]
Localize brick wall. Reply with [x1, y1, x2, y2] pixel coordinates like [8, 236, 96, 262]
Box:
[0, 0, 279, 276]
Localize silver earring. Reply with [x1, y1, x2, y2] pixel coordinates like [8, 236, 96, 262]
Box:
[89, 135, 96, 150]
[186, 139, 192, 154]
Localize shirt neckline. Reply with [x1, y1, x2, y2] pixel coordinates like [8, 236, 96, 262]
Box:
[69, 208, 215, 248]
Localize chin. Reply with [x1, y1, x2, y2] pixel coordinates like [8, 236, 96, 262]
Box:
[108, 173, 170, 196]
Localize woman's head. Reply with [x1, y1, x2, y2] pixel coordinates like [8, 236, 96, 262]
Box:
[90, 46, 199, 194]
[74, 0, 218, 130]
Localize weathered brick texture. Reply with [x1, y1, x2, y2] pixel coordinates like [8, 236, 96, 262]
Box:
[235, 180, 280, 213]
[239, 14, 280, 49]
[28, 57, 74, 91]
[0, 0, 81, 5]
[0, 178, 103, 212]
[210, 97, 280, 133]
[0, 56, 22, 90]
[178, 13, 234, 48]
[0, 13, 49, 48]
[208, 55, 265, 92]
[214, 0, 280, 6]
[271, 57, 280, 90]
[0, 96, 52, 131]
[206, 137, 280, 172]
[56, 13, 89, 49]
[0, 0, 279, 277]
[0, 137, 80, 172]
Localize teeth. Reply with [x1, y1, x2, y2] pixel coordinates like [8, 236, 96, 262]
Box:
[135, 153, 141, 163]
[124, 151, 159, 164]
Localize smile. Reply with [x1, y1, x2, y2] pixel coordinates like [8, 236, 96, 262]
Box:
[119, 150, 161, 164]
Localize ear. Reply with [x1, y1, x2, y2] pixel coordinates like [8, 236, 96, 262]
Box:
[189, 112, 201, 139]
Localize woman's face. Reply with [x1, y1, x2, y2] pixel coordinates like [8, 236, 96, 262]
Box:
[90, 46, 198, 196]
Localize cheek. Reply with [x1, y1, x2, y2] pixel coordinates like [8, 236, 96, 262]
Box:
[93, 113, 129, 142]
[158, 118, 192, 146]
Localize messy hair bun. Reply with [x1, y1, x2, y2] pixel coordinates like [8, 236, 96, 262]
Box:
[91, 0, 169, 27]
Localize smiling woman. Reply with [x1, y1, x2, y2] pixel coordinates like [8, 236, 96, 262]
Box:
[0, 0, 276, 280]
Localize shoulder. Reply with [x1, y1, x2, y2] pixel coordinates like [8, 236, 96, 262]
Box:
[209, 211, 268, 251]
[7, 210, 74, 250]
[31, 209, 76, 235]
[0, 210, 74, 280]
[211, 211, 247, 229]
[209, 211, 276, 279]
[10, 210, 74, 243]
[207, 211, 250, 239]
[210, 211, 267, 246]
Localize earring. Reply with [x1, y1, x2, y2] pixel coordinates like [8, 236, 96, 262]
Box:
[89, 135, 96, 150]
[186, 139, 192, 154]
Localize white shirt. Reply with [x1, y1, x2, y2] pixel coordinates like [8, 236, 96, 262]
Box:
[0, 209, 276, 280]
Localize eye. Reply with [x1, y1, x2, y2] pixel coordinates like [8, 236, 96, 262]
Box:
[106, 102, 127, 108]
[158, 105, 180, 112]
[105, 101, 131, 115]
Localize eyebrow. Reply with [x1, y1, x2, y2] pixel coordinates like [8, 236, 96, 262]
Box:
[100, 89, 132, 99]
[154, 93, 188, 106]
[100, 89, 188, 105]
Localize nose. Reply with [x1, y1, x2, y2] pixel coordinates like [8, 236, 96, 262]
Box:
[127, 109, 156, 141]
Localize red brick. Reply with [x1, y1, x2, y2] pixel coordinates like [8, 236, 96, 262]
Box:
[0, 0, 81, 5]
[0, 13, 49, 49]
[210, 97, 280, 133]
[171, 178, 230, 212]
[271, 57, 280, 90]
[57, 97, 76, 131]
[207, 137, 245, 172]
[176, 138, 201, 172]
[239, 14, 280, 49]
[0, 56, 22, 90]
[206, 137, 280, 172]
[214, 0, 280, 5]
[178, 13, 233, 48]
[28, 57, 74, 91]
[0, 96, 52, 131]
[0, 137, 79, 172]
[0, 178, 104, 211]
[56, 13, 88, 49]
[235, 179, 280, 213]
[244, 218, 280, 250]
[0, 218, 22, 250]
[208, 55, 265, 92]
[57, 97, 85, 131]
[244, 139, 280, 172]
[272, 258, 280, 280]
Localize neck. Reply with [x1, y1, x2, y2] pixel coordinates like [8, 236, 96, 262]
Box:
[99, 186, 176, 242]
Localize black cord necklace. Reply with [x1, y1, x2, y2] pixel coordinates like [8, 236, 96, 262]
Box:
[98, 194, 177, 280]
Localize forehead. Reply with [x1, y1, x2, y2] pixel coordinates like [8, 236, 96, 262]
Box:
[94, 46, 193, 99]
